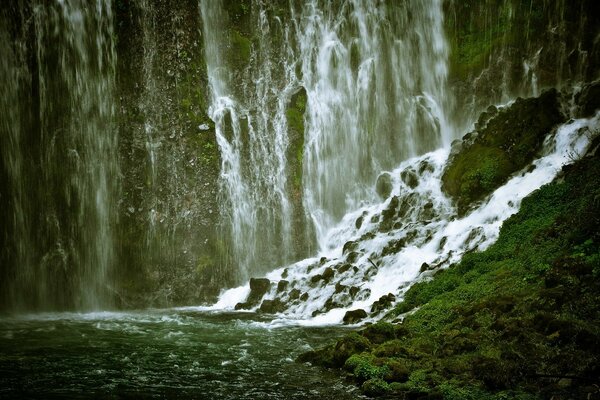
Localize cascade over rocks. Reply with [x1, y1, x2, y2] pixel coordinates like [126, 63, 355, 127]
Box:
[442, 89, 567, 214]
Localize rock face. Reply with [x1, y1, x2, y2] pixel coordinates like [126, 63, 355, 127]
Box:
[576, 80, 600, 118]
[442, 89, 566, 214]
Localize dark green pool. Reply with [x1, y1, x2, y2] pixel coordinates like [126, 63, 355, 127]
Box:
[0, 309, 363, 399]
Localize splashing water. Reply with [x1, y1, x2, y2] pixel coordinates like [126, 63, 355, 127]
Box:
[200, 0, 454, 283]
[212, 111, 599, 325]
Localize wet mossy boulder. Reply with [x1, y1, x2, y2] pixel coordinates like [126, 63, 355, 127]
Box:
[375, 172, 393, 199]
[259, 298, 285, 314]
[248, 278, 270, 302]
[343, 309, 368, 324]
[442, 89, 566, 214]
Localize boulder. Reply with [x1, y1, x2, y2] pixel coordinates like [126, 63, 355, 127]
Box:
[259, 299, 285, 314]
[288, 288, 301, 300]
[277, 280, 289, 292]
[234, 302, 251, 310]
[322, 267, 335, 281]
[375, 172, 393, 199]
[343, 309, 368, 324]
[400, 169, 419, 188]
[249, 278, 271, 301]
[371, 293, 396, 314]
[442, 89, 566, 214]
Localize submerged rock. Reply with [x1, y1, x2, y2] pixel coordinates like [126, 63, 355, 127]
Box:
[343, 309, 368, 324]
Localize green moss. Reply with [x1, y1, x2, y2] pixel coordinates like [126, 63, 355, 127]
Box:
[229, 29, 252, 67]
[442, 90, 565, 213]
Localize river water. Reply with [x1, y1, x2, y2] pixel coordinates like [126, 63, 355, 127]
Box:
[0, 310, 362, 399]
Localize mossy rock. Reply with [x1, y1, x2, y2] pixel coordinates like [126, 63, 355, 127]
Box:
[442, 89, 566, 213]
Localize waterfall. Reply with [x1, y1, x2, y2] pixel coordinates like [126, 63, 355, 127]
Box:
[298, 0, 452, 244]
[0, 0, 117, 311]
[200, 0, 453, 284]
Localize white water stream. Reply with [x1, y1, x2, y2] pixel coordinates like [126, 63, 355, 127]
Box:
[212, 111, 599, 325]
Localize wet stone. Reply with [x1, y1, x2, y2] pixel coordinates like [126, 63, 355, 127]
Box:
[259, 299, 285, 314]
[400, 169, 419, 188]
[342, 241, 357, 255]
[277, 280, 289, 292]
[234, 302, 251, 310]
[371, 293, 396, 314]
[346, 252, 360, 263]
[375, 172, 393, 199]
[355, 215, 364, 230]
[335, 282, 347, 294]
[343, 309, 368, 324]
[322, 267, 335, 281]
[336, 263, 352, 274]
[288, 288, 301, 300]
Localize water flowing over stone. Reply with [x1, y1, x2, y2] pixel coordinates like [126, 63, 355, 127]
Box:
[200, 0, 454, 283]
[0, 1, 117, 311]
[215, 111, 600, 324]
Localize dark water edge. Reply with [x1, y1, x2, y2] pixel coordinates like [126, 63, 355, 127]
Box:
[0, 309, 364, 399]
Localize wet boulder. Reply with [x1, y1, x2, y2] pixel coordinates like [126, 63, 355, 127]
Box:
[375, 172, 393, 199]
[400, 169, 419, 188]
[343, 240, 358, 255]
[335, 282, 347, 294]
[379, 196, 399, 232]
[277, 280, 289, 292]
[288, 288, 301, 300]
[322, 267, 335, 281]
[371, 293, 396, 314]
[343, 309, 368, 324]
[349, 286, 361, 298]
[346, 252, 360, 263]
[355, 215, 364, 229]
[259, 298, 285, 314]
[249, 278, 271, 301]
[336, 263, 352, 274]
[234, 302, 252, 310]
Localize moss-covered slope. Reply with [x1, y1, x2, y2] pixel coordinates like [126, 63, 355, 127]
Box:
[442, 89, 565, 214]
[299, 138, 600, 398]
